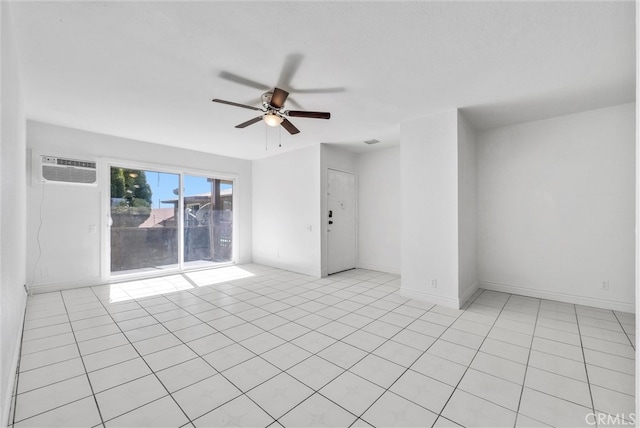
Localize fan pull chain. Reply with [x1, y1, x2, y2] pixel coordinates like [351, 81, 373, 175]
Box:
[279, 126, 282, 147]
[265, 123, 268, 151]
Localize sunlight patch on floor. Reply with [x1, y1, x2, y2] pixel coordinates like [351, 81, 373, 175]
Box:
[185, 265, 255, 287]
[107, 274, 193, 302]
[106, 266, 255, 302]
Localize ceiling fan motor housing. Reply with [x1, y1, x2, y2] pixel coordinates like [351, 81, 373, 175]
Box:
[261, 92, 274, 109]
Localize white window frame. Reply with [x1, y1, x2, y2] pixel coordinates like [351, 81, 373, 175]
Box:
[101, 157, 240, 283]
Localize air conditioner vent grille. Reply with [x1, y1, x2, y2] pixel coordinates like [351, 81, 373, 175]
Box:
[40, 155, 97, 185]
[42, 165, 97, 184]
[54, 159, 96, 168]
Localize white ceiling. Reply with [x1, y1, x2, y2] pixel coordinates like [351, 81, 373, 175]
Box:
[9, 1, 636, 160]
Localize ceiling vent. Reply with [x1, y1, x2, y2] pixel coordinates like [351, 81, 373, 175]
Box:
[363, 139, 380, 145]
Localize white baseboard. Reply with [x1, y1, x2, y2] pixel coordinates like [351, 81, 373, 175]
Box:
[2, 292, 27, 428]
[400, 286, 460, 309]
[30, 261, 318, 294]
[480, 281, 635, 313]
[29, 278, 103, 294]
[251, 258, 322, 278]
[459, 280, 480, 308]
[356, 262, 400, 275]
[401, 280, 480, 310]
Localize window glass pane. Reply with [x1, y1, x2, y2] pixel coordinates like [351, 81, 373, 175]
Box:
[110, 167, 179, 274]
[183, 175, 233, 268]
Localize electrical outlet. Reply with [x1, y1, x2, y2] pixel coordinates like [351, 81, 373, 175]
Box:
[601, 280, 610, 291]
[431, 279, 437, 288]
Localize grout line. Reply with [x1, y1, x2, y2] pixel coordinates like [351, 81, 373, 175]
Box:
[18, 336, 81, 358]
[265, 276, 416, 426]
[354, 332, 461, 425]
[87, 287, 195, 426]
[21, 328, 74, 344]
[58, 291, 106, 428]
[14, 267, 632, 428]
[117, 286, 295, 424]
[429, 290, 512, 428]
[12, 372, 88, 397]
[342, 291, 491, 426]
[612, 310, 636, 351]
[21, 315, 70, 331]
[177, 304, 333, 420]
[513, 294, 542, 427]
[260, 282, 415, 423]
[16, 351, 87, 376]
[574, 304, 598, 422]
[236, 275, 409, 423]
[12, 396, 101, 427]
[9, 294, 30, 428]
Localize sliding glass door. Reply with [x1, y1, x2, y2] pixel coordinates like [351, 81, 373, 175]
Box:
[109, 166, 233, 277]
[183, 175, 233, 268]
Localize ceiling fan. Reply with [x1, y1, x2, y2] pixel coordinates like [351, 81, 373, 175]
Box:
[212, 87, 330, 135]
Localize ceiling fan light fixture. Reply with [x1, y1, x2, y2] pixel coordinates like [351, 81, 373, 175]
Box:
[264, 113, 283, 127]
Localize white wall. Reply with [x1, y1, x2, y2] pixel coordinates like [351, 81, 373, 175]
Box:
[1, 3, 27, 425]
[26, 121, 253, 291]
[477, 103, 635, 312]
[321, 144, 358, 173]
[252, 143, 402, 278]
[252, 145, 322, 276]
[457, 112, 478, 302]
[354, 146, 401, 274]
[400, 110, 461, 307]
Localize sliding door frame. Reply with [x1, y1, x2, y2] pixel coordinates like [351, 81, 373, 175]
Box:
[100, 157, 240, 283]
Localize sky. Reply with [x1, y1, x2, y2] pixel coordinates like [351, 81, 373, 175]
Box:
[145, 171, 232, 209]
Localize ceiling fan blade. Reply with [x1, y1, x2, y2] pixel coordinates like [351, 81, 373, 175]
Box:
[218, 71, 270, 91]
[286, 110, 331, 120]
[277, 53, 303, 90]
[212, 99, 262, 111]
[280, 118, 300, 135]
[235, 116, 263, 128]
[270, 87, 289, 109]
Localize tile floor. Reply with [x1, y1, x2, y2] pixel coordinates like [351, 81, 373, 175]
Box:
[8, 265, 636, 427]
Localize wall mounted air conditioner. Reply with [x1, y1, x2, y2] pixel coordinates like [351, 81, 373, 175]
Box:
[39, 155, 98, 185]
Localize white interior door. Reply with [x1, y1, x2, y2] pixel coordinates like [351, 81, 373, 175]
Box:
[327, 169, 356, 274]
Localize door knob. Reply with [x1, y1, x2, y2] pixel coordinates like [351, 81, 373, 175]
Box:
[328, 221, 333, 225]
